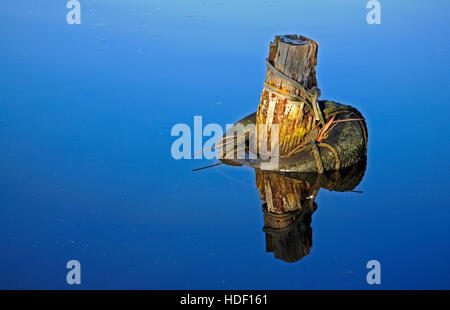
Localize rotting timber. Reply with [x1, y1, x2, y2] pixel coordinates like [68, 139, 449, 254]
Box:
[219, 34, 367, 173]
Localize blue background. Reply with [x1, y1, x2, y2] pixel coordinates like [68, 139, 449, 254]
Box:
[0, 0, 449, 289]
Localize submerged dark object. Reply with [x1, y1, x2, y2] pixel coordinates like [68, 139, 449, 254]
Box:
[219, 34, 367, 173]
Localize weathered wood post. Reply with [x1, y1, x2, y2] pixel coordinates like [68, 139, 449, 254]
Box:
[218, 34, 367, 173]
[256, 34, 323, 156]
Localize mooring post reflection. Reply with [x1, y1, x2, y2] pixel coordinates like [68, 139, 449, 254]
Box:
[254, 159, 367, 263]
[262, 204, 315, 263]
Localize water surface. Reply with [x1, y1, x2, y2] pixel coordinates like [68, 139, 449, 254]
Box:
[0, 0, 449, 289]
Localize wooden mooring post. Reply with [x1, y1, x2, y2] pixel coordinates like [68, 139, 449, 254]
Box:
[256, 34, 322, 156]
[218, 34, 367, 173]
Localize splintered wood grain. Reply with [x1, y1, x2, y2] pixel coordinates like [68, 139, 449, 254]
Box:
[256, 34, 319, 156]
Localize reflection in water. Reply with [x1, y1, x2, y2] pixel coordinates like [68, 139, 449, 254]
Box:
[262, 202, 316, 263]
[254, 158, 367, 263]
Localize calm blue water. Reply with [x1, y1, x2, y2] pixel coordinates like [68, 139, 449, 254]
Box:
[1, 0, 449, 289]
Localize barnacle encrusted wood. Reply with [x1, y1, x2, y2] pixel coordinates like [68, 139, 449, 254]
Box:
[256, 34, 320, 156]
